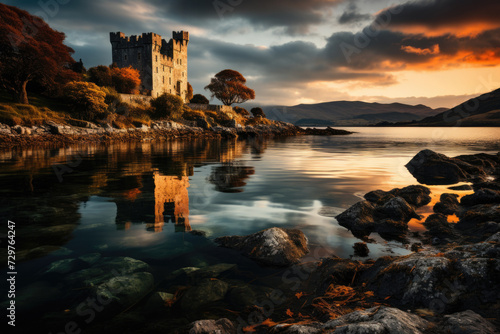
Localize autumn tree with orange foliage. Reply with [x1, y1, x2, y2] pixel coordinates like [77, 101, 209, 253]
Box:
[205, 69, 255, 106]
[111, 65, 141, 94]
[0, 3, 77, 104]
[87, 64, 141, 94]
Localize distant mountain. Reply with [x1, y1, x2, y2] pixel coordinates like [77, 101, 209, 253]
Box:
[264, 101, 446, 126]
[396, 88, 500, 127]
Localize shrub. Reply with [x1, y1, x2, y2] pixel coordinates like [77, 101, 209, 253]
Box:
[251, 107, 266, 118]
[150, 93, 184, 120]
[102, 87, 122, 111]
[190, 94, 209, 104]
[233, 106, 250, 117]
[63, 81, 108, 121]
[87, 65, 113, 87]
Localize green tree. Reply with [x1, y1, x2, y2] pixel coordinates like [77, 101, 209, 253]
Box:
[63, 81, 108, 121]
[205, 69, 255, 106]
[151, 93, 184, 120]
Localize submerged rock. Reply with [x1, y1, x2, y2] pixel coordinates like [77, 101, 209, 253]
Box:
[65, 256, 150, 287]
[187, 263, 237, 284]
[94, 272, 154, 315]
[41, 258, 88, 275]
[353, 242, 369, 257]
[180, 278, 229, 311]
[215, 227, 309, 266]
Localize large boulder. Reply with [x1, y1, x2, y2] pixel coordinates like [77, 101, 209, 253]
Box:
[362, 239, 500, 314]
[375, 197, 420, 222]
[336, 201, 376, 234]
[323, 307, 429, 334]
[215, 227, 309, 266]
[442, 310, 498, 334]
[336, 197, 419, 239]
[392, 185, 432, 207]
[189, 318, 236, 334]
[405, 150, 497, 185]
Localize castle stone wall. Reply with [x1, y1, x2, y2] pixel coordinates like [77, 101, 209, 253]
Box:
[186, 104, 234, 113]
[119, 94, 152, 107]
[110, 31, 189, 101]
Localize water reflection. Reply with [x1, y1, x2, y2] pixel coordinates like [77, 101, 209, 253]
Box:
[0, 139, 261, 261]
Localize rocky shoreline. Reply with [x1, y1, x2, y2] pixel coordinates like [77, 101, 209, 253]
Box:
[0, 121, 353, 148]
[184, 150, 500, 333]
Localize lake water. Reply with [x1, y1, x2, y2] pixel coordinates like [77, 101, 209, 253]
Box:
[1, 127, 499, 332]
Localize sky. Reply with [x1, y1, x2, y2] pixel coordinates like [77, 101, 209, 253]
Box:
[3, 0, 500, 108]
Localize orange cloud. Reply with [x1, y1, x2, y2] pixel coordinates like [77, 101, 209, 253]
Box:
[390, 22, 500, 38]
[402, 44, 440, 56]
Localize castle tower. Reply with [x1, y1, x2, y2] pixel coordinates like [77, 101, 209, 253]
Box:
[110, 31, 189, 101]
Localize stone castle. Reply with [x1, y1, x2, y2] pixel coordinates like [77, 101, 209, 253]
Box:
[110, 31, 189, 101]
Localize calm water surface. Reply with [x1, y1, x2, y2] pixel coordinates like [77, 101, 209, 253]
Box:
[1, 127, 499, 330]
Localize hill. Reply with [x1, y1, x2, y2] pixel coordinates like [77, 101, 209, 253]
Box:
[396, 88, 500, 127]
[264, 101, 446, 126]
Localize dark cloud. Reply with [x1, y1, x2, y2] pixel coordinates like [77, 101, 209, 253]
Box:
[376, 0, 500, 33]
[338, 3, 371, 24]
[160, 0, 345, 34]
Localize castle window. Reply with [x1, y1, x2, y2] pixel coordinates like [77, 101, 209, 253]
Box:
[182, 72, 184, 77]
[170, 68, 172, 74]
[124, 54, 128, 61]
[169, 78, 171, 84]
[156, 67, 158, 73]
[163, 77, 165, 84]
[138, 53, 141, 60]
[180, 59, 182, 65]
[156, 55, 158, 62]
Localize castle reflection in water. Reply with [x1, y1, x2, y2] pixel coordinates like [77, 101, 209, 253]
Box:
[90, 139, 264, 233]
